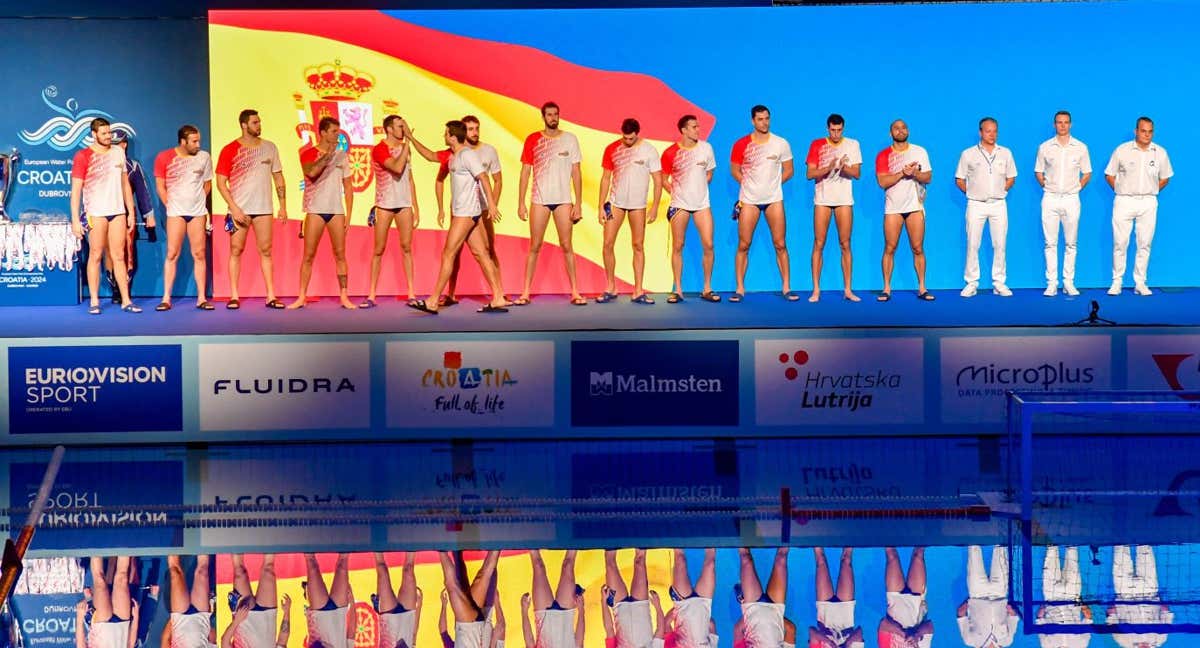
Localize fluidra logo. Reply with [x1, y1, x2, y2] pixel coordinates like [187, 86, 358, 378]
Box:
[589, 371, 723, 397]
[955, 362, 1095, 396]
[213, 377, 356, 395]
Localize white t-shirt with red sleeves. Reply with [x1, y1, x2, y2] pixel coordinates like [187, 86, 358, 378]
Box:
[730, 134, 793, 205]
[216, 139, 282, 215]
[71, 146, 127, 217]
[300, 147, 350, 215]
[154, 149, 213, 217]
[448, 147, 488, 218]
[806, 137, 862, 206]
[875, 144, 932, 214]
[661, 141, 716, 212]
[602, 139, 661, 211]
[371, 140, 413, 210]
[470, 142, 501, 208]
[521, 131, 582, 206]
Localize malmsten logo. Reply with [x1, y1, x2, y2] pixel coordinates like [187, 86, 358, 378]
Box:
[213, 377, 356, 394]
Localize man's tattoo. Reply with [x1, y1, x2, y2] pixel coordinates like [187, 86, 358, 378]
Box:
[338, 273, 348, 289]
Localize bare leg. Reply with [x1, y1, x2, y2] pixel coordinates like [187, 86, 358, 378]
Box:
[325, 215, 356, 309]
[530, 549, 554, 611]
[627, 209, 647, 298]
[288, 215, 327, 308]
[186, 217, 208, 305]
[605, 550, 630, 602]
[91, 557, 115, 622]
[906, 548, 927, 595]
[734, 205, 760, 296]
[811, 206, 832, 301]
[86, 221, 110, 308]
[161, 217, 186, 305]
[228, 225, 249, 303]
[834, 205, 857, 300]
[232, 554, 253, 600]
[328, 553, 352, 608]
[669, 212, 689, 294]
[763, 202, 791, 296]
[601, 210, 626, 295]
[257, 554, 277, 608]
[366, 209, 396, 302]
[814, 547, 833, 602]
[630, 549, 648, 601]
[672, 549, 694, 599]
[519, 206, 552, 302]
[884, 548, 904, 593]
[440, 552, 481, 621]
[835, 548, 854, 601]
[190, 555, 211, 612]
[168, 555, 191, 613]
[253, 215, 278, 302]
[695, 548, 716, 599]
[468, 550, 500, 611]
[765, 547, 789, 604]
[551, 205, 583, 301]
[305, 554, 331, 610]
[398, 552, 418, 610]
[738, 548, 764, 603]
[464, 223, 508, 308]
[554, 550, 578, 609]
[906, 212, 928, 293]
[108, 215, 133, 305]
[376, 552, 399, 613]
[694, 209, 715, 295]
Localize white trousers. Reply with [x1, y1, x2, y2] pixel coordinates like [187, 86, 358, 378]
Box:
[1113, 545, 1159, 601]
[1042, 546, 1082, 601]
[1042, 193, 1081, 285]
[964, 199, 1008, 287]
[1112, 195, 1158, 286]
[966, 545, 1009, 599]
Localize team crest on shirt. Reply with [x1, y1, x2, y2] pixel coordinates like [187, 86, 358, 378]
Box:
[767, 155, 779, 161]
[557, 150, 570, 157]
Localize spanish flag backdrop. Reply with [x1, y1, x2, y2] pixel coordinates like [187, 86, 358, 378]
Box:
[208, 11, 714, 298]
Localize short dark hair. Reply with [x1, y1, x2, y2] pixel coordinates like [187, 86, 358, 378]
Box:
[177, 124, 199, 143]
[90, 117, 110, 133]
[238, 109, 258, 126]
[1054, 110, 1071, 121]
[751, 105, 770, 119]
[541, 102, 559, 117]
[461, 115, 480, 126]
[382, 114, 402, 130]
[446, 120, 468, 144]
[318, 116, 340, 133]
[979, 117, 997, 129]
[620, 118, 640, 136]
[827, 113, 845, 127]
[677, 114, 697, 132]
[1136, 116, 1154, 128]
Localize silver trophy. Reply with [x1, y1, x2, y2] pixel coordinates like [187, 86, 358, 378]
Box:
[0, 148, 19, 223]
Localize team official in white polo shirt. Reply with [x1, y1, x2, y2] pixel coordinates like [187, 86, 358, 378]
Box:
[955, 117, 1017, 297]
[1034, 111, 1092, 297]
[1104, 116, 1173, 296]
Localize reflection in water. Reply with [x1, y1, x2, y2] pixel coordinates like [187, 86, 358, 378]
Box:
[7, 547, 1195, 648]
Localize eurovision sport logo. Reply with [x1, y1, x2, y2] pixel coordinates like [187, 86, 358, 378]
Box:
[198, 341, 370, 431]
[7, 344, 183, 434]
[940, 335, 1111, 424]
[571, 340, 738, 427]
[754, 338, 923, 426]
[385, 341, 554, 428]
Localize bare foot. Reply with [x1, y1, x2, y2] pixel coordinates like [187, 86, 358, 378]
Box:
[844, 291, 861, 302]
[808, 290, 821, 303]
[340, 296, 358, 309]
[286, 297, 306, 309]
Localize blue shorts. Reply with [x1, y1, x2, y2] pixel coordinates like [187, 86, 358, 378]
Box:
[170, 214, 203, 223]
[316, 599, 339, 612]
[378, 601, 410, 615]
[313, 213, 338, 223]
[539, 203, 565, 211]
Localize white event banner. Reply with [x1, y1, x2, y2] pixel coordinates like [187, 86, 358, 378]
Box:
[940, 335, 1111, 423]
[385, 341, 555, 428]
[198, 342, 371, 431]
[755, 338, 924, 425]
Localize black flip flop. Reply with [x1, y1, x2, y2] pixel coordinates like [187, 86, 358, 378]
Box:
[226, 299, 240, 310]
[876, 292, 891, 302]
[407, 299, 438, 315]
[477, 304, 509, 313]
[918, 291, 936, 301]
[265, 299, 285, 309]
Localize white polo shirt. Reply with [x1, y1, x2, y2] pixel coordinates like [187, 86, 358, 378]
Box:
[1035, 137, 1092, 194]
[1105, 141, 1173, 196]
[806, 137, 862, 206]
[955, 143, 1017, 202]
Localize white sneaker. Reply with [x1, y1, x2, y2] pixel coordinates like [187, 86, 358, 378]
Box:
[1043, 286, 1058, 297]
[993, 284, 1013, 297]
[960, 284, 977, 298]
[1107, 283, 1122, 295]
[1135, 284, 1153, 296]
[1064, 283, 1080, 296]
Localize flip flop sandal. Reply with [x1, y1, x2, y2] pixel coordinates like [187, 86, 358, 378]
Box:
[265, 299, 285, 309]
[666, 293, 683, 304]
[729, 292, 745, 303]
[407, 299, 438, 315]
[876, 292, 892, 302]
[197, 301, 215, 310]
[478, 304, 509, 313]
[155, 302, 172, 311]
[700, 291, 721, 302]
[632, 294, 656, 304]
[226, 299, 241, 310]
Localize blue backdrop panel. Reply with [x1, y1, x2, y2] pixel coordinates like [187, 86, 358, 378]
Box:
[0, 17, 210, 301]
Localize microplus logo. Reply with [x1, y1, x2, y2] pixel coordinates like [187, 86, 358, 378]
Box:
[588, 370, 723, 397]
[954, 362, 1096, 390]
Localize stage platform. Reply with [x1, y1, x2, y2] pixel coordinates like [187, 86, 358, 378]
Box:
[3, 286, 1197, 338]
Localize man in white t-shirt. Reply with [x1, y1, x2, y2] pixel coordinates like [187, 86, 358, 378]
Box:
[955, 117, 1018, 297]
[805, 114, 862, 302]
[667, 548, 717, 648]
[289, 116, 356, 310]
[1104, 117, 1173, 296]
[374, 552, 422, 648]
[222, 554, 291, 648]
[444, 116, 506, 307]
[165, 555, 214, 648]
[519, 550, 583, 648]
[735, 547, 789, 648]
[76, 557, 135, 648]
[875, 119, 934, 302]
[407, 120, 507, 314]
[661, 115, 719, 303]
[363, 114, 417, 308]
[597, 118, 662, 304]
[215, 109, 288, 310]
[303, 553, 353, 648]
[878, 547, 933, 648]
[603, 549, 660, 648]
[1035, 546, 1092, 648]
[154, 124, 214, 311]
[71, 117, 142, 314]
[810, 548, 863, 648]
[439, 551, 500, 648]
[516, 102, 586, 306]
[956, 546, 1019, 648]
[1034, 111, 1092, 297]
[731, 105, 796, 302]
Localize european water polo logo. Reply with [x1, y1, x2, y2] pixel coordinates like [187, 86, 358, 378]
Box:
[19, 86, 137, 152]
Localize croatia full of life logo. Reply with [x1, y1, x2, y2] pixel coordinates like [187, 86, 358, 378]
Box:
[755, 338, 924, 426]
